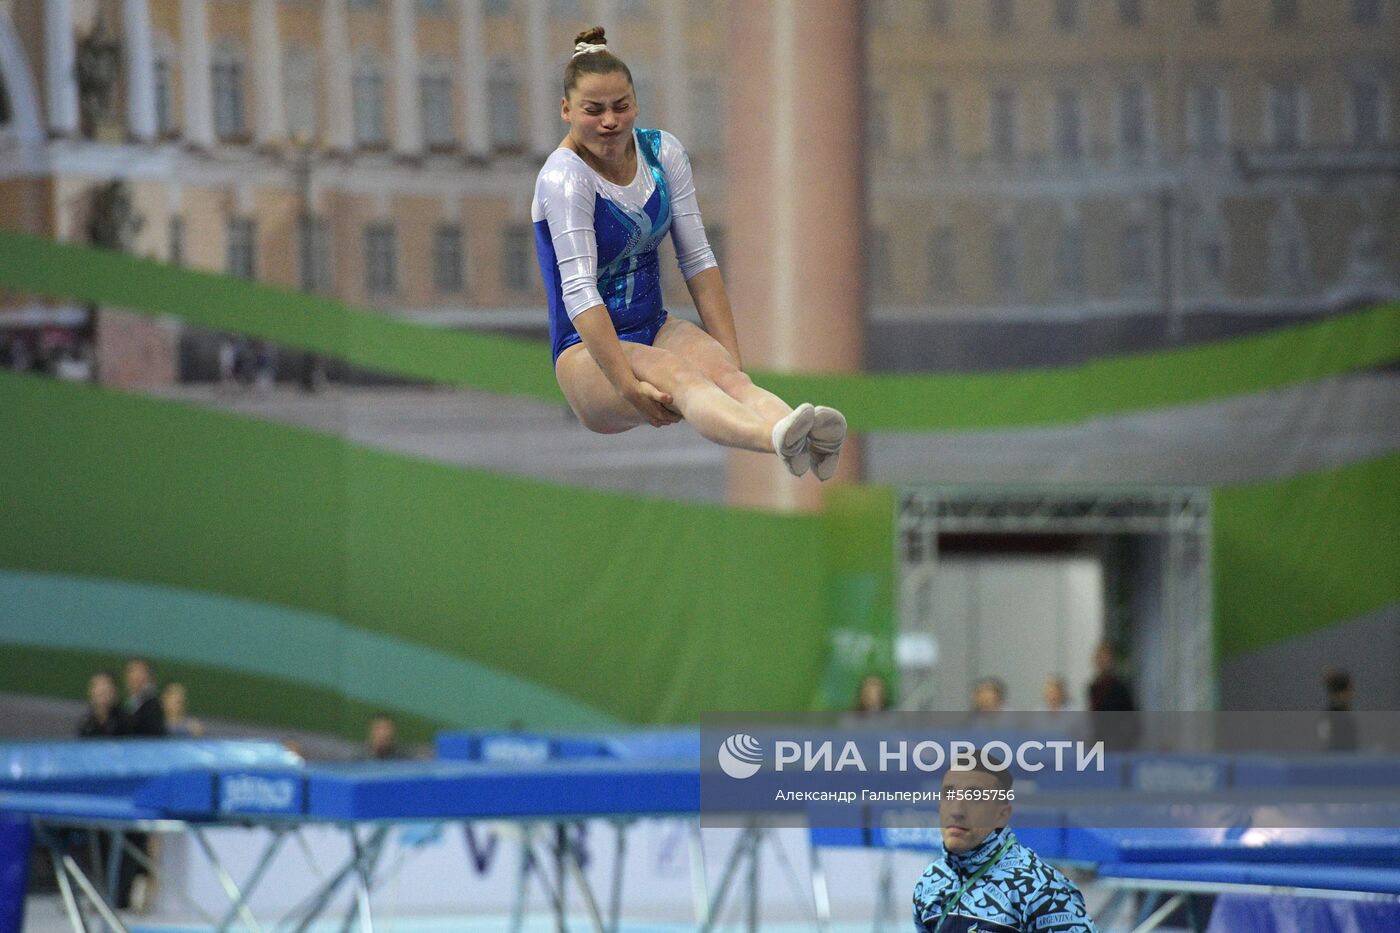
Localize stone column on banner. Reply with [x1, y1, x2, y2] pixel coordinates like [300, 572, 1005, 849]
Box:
[725, 0, 865, 511]
[122, 0, 158, 141]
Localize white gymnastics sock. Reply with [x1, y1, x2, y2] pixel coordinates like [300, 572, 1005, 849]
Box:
[771, 403, 815, 477]
[809, 405, 848, 482]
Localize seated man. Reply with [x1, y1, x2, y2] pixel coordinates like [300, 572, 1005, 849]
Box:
[912, 751, 1096, 932]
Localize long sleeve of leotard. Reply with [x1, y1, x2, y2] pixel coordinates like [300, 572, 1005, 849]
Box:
[534, 152, 605, 321]
[657, 131, 718, 280]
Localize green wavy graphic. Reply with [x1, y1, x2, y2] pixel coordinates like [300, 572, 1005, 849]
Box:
[0, 569, 620, 735]
[1, 231, 1396, 431]
[1214, 451, 1400, 658]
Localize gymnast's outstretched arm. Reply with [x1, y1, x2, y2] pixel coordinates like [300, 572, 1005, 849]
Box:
[685, 267, 742, 370]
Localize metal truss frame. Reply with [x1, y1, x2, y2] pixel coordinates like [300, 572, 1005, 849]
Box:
[895, 485, 1214, 713]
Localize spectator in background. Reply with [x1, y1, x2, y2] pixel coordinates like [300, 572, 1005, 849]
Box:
[1036, 675, 1085, 738]
[161, 682, 204, 737]
[972, 677, 1007, 714]
[1087, 642, 1139, 750]
[1319, 667, 1359, 752]
[108, 658, 164, 910]
[1042, 675, 1071, 713]
[853, 672, 894, 715]
[120, 657, 166, 737]
[77, 671, 125, 737]
[365, 714, 404, 760]
[974, 675, 1019, 734]
[73, 672, 125, 904]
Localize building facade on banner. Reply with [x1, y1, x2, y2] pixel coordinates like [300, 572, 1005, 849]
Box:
[864, 0, 1399, 367]
[0, 0, 1395, 382]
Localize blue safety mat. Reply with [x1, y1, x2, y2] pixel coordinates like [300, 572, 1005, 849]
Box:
[0, 790, 165, 823]
[810, 809, 1066, 860]
[1123, 754, 1233, 793]
[1102, 860, 1400, 894]
[1063, 823, 1400, 865]
[598, 729, 701, 762]
[435, 729, 701, 763]
[1232, 754, 1400, 788]
[3, 759, 701, 823]
[1208, 893, 1400, 932]
[0, 740, 300, 798]
[305, 759, 699, 821]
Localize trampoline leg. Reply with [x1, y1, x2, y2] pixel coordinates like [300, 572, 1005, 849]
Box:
[1133, 891, 1163, 926]
[104, 831, 121, 906]
[745, 827, 759, 933]
[509, 826, 532, 933]
[213, 827, 289, 932]
[558, 828, 606, 933]
[687, 821, 709, 926]
[285, 831, 370, 933]
[288, 866, 355, 931]
[1093, 889, 1128, 927]
[341, 825, 389, 933]
[191, 826, 265, 933]
[807, 840, 831, 933]
[1186, 893, 1210, 932]
[608, 822, 626, 933]
[1131, 893, 1184, 933]
[701, 824, 759, 933]
[34, 824, 128, 933]
[520, 827, 568, 926]
[50, 848, 92, 933]
[60, 853, 131, 933]
[875, 847, 897, 932]
[554, 824, 567, 933]
[353, 863, 375, 933]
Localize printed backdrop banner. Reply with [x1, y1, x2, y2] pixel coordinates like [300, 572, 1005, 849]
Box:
[0, 370, 837, 737]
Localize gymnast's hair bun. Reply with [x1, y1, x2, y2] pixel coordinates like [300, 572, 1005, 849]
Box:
[564, 25, 629, 93]
[574, 26, 607, 49]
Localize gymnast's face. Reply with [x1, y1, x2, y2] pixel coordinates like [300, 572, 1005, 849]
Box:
[563, 71, 637, 165]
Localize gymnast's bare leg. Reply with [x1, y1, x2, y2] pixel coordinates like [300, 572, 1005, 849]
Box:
[652, 318, 794, 427]
[554, 314, 813, 467]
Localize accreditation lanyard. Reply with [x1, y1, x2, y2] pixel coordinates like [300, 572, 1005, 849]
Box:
[932, 832, 1017, 933]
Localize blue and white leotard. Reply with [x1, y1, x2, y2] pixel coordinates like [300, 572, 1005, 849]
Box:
[532, 128, 718, 362]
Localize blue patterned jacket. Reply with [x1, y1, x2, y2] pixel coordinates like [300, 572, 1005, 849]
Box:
[912, 827, 1097, 932]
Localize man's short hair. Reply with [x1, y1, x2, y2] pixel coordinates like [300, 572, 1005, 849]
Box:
[949, 746, 1015, 792]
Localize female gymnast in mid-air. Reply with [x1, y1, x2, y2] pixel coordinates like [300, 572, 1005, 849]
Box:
[532, 26, 847, 480]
